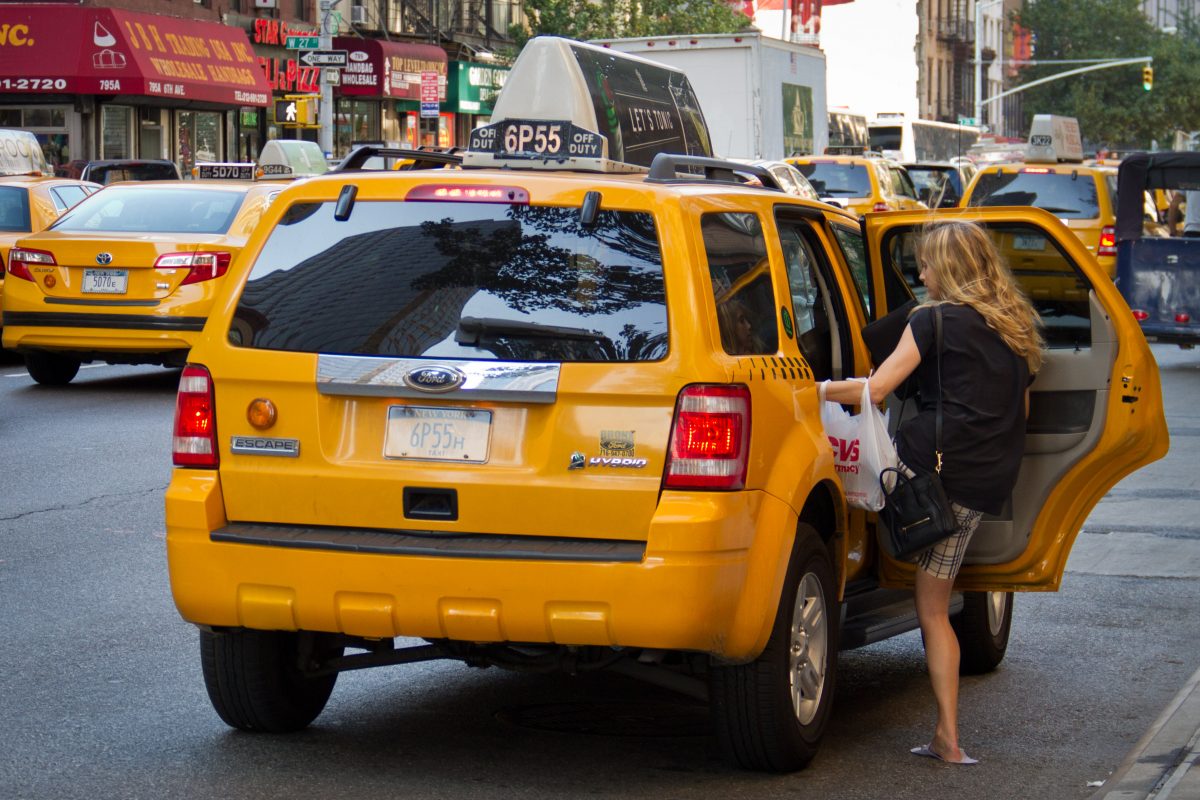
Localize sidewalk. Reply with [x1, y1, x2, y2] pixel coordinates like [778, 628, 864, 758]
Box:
[1091, 665, 1200, 799]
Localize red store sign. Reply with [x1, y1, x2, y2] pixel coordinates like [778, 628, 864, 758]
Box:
[251, 19, 319, 94]
[334, 37, 446, 100]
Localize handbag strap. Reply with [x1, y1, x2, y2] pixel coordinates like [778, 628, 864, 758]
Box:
[934, 305, 944, 474]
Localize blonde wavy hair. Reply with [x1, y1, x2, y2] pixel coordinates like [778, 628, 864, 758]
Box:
[914, 220, 1044, 374]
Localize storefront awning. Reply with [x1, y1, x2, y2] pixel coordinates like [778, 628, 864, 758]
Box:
[335, 38, 446, 101]
[0, 6, 271, 107]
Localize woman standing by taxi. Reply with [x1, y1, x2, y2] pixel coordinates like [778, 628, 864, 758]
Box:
[819, 220, 1043, 765]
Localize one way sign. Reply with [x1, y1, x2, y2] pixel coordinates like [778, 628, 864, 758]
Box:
[299, 49, 348, 68]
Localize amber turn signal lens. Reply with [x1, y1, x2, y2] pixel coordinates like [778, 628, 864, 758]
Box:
[247, 398, 277, 430]
[44, 275, 56, 288]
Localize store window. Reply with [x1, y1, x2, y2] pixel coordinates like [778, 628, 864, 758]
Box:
[176, 111, 223, 176]
[101, 105, 133, 159]
[0, 105, 73, 171]
[335, 99, 380, 157]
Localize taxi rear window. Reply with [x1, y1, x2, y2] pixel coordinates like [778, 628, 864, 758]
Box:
[967, 171, 1101, 219]
[229, 200, 668, 363]
[51, 187, 247, 234]
[793, 163, 872, 197]
[0, 185, 31, 232]
[87, 162, 180, 184]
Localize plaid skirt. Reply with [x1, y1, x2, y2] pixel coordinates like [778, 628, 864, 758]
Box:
[896, 461, 984, 580]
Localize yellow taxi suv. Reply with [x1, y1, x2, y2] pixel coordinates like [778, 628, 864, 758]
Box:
[165, 38, 1167, 772]
[2, 171, 281, 385]
[962, 115, 1119, 277]
[0, 129, 100, 327]
[787, 151, 927, 215]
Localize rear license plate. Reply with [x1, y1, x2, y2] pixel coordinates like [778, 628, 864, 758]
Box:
[384, 406, 492, 462]
[1013, 233, 1046, 251]
[83, 268, 128, 294]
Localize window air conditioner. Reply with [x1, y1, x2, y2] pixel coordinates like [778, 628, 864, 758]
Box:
[351, 4, 367, 24]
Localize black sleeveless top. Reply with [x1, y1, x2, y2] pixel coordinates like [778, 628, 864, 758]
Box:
[895, 304, 1030, 516]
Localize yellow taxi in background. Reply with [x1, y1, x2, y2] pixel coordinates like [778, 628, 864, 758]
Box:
[0, 130, 101, 327]
[164, 38, 1166, 773]
[2, 174, 280, 384]
[962, 115, 1119, 276]
[787, 152, 927, 214]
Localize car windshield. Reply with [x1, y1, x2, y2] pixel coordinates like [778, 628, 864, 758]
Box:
[88, 163, 179, 184]
[0, 185, 31, 232]
[793, 162, 872, 197]
[50, 187, 247, 234]
[968, 171, 1101, 219]
[230, 200, 668, 363]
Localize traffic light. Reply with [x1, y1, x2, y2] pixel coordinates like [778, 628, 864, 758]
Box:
[273, 97, 317, 126]
[1143, 65, 1154, 92]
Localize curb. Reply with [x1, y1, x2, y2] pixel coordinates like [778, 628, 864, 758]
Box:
[1091, 665, 1200, 799]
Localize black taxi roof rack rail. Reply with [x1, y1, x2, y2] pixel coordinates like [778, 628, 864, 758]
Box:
[331, 145, 463, 173]
[645, 154, 785, 192]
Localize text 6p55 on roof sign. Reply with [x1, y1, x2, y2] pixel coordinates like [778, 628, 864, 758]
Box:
[464, 37, 713, 172]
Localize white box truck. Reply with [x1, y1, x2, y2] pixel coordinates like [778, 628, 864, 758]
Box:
[595, 32, 828, 160]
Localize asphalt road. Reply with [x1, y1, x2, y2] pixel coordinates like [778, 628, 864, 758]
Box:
[1, 346, 1198, 800]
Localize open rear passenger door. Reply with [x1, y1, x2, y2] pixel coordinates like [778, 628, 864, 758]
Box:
[861, 207, 1168, 591]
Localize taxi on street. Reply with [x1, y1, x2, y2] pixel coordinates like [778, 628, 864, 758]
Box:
[2, 164, 283, 384]
[163, 38, 1168, 772]
[963, 115, 1120, 277]
[0, 129, 101, 328]
[787, 150, 927, 214]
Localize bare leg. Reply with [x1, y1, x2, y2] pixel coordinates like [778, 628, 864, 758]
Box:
[914, 566, 965, 761]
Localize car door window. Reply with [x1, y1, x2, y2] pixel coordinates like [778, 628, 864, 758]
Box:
[776, 215, 853, 380]
[831, 224, 871, 318]
[50, 185, 87, 213]
[701, 212, 778, 356]
[881, 222, 1092, 349]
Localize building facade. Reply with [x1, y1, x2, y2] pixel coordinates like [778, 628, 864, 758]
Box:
[0, 0, 521, 174]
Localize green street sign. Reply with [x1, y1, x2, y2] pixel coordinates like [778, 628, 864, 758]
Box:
[958, 116, 978, 126]
[285, 36, 320, 50]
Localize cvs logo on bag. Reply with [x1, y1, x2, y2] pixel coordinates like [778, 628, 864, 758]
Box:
[827, 435, 860, 474]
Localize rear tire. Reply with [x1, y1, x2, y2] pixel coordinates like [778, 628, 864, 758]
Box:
[25, 352, 80, 386]
[952, 591, 1013, 675]
[199, 629, 342, 732]
[710, 524, 839, 772]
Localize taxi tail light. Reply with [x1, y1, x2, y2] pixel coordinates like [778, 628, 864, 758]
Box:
[1132, 309, 1150, 322]
[1176, 312, 1191, 324]
[1098, 226, 1117, 256]
[663, 385, 751, 491]
[7, 247, 55, 282]
[872, 202, 890, 212]
[155, 252, 232, 285]
[173, 364, 219, 468]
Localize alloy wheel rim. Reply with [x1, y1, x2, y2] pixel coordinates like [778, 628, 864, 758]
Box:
[789, 571, 828, 725]
[986, 591, 1007, 636]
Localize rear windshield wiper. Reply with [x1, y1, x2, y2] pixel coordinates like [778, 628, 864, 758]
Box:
[822, 188, 862, 195]
[455, 316, 610, 345]
[1036, 206, 1083, 214]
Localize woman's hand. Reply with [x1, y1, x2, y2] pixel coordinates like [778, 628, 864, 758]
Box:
[820, 324, 922, 405]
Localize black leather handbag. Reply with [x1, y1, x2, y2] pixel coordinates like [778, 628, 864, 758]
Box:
[878, 306, 958, 560]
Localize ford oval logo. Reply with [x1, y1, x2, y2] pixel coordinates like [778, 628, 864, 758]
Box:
[95, 252, 113, 266]
[402, 365, 465, 393]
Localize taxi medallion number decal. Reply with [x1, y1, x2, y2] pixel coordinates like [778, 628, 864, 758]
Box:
[469, 119, 603, 160]
[82, 269, 128, 294]
[197, 163, 255, 180]
[385, 406, 492, 462]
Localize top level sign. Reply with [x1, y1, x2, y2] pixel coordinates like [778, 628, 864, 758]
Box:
[299, 50, 348, 68]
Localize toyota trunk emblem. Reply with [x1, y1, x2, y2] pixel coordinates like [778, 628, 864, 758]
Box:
[402, 365, 466, 393]
[95, 252, 113, 266]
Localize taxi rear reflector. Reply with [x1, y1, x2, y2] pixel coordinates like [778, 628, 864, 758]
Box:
[173, 364, 219, 468]
[1132, 309, 1150, 322]
[664, 384, 751, 491]
[7, 247, 55, 282]
[155, 252, 232, 285]
[1099, 226, 1116, 256]
[405, 185, 530, 204]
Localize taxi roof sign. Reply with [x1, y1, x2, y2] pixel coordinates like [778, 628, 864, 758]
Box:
[463, 37, 713, 173]
[1026, 115, 1084, 163]
[0, 129, 52, 177]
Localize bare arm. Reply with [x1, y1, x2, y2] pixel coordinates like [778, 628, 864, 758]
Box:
[820, 324, 922, 405]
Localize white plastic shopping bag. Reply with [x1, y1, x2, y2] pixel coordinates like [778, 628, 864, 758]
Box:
[819, 379, 898, 511]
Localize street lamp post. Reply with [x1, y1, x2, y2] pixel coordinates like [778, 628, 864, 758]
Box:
[974, 0, 1004, 128]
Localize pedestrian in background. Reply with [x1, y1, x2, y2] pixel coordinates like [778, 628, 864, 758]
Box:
[819, 220, 1043, 764]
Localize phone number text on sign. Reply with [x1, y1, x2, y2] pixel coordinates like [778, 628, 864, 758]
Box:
[0, 78, 67, 90]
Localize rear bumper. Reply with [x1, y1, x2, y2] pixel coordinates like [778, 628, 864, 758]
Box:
[2, 310, 203, 354]
[165, 472, 798, 662]
[1137, 323, 1200, 346]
